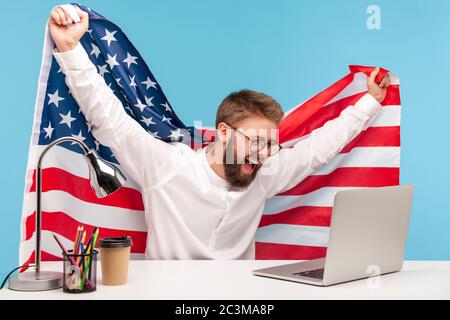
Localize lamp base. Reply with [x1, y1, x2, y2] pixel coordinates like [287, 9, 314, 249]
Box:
[8, 271, 63, 291]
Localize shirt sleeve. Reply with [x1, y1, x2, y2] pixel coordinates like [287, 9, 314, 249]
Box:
[53, 43, 181, 189]
[259, 93, 382, 198]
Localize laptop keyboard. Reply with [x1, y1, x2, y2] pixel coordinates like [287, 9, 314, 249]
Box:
[293, 268, 325, 279]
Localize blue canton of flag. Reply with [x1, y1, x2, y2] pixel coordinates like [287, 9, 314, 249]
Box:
[38, 3, 196, 163]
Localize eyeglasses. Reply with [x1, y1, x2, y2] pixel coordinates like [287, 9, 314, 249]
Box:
[226, 124, 282, 157]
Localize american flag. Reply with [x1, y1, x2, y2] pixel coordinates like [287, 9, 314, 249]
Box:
[19, 4, 401, 267]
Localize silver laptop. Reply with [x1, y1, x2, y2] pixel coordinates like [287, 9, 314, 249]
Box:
[252, 185, 414, 286]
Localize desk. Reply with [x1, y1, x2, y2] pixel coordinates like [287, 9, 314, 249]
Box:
[1, 261, 449, 299]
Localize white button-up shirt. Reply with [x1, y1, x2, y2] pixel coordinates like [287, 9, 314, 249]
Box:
[53, 43, 381, 260]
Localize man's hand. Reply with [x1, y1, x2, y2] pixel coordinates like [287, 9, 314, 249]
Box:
[367, 67, 390, 104]
[49, 6, 89, 52]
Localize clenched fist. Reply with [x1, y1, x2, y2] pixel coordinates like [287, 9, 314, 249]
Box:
[49, 6, 89, 52]
[367, 67, 390, 104]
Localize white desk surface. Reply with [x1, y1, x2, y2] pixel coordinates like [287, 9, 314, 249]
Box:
[1, 260, 449, 300]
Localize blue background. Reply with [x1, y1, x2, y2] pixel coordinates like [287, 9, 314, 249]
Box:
[1, 0, 449, 278]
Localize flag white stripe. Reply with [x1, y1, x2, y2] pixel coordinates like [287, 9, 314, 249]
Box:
[367, 105, 400, 127]
[23, 191, 147, 232]
[263, 186, 369, 214]
[312, 147, 400, 175]
[282, 106, 400, 148]
[255, 224, 329, 247]
[268, 147, 399, 178]
[283, 71, 368, 116]
[324, 72, 399, 107]
[324, 72, 367, 106]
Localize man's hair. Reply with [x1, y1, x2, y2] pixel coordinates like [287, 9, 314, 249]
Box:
[215, 89, 284, 128]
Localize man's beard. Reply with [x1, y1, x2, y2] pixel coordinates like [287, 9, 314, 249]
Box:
[223, 137, 262, 189]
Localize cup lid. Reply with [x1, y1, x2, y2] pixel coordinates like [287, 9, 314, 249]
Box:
[99, 236, 133, 248]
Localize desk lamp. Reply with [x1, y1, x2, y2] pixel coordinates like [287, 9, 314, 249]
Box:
[8, 136, 126, 291]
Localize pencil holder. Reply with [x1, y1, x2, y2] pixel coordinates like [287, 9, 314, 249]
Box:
[62, 249, 98, 293]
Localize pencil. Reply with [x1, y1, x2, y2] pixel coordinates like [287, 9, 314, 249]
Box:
[77, 230, 87, 266]
[72, 226, 80, 254]
[52, 233, 94, 289]
[75, 226, 84, 254]
[80, 228, 99, 290]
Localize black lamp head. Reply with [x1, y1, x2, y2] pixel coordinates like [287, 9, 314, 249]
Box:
[84, 150, 127, 198]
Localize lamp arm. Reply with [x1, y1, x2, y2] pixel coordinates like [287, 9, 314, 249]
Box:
[35, 137, 90, 273]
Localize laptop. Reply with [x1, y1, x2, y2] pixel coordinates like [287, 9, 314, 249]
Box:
[252, 185, 414, 286]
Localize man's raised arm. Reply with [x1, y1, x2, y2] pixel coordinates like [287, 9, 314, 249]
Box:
[49, 6, 180, 188]
[261, 68, 389, 198]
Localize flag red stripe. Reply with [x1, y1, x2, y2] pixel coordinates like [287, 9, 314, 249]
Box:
[255, 242, 327, 260]
[281, 91, 366, 142]
[29, 168, 144, 211]
[259, 206, 332, 228]
[378, 85, 401, 106]
[278, 167, 400, 197]
[341, 126, 400, 153]
[24, 211, 147, 253]
[280, 87, 400, 143]
[280, 73, 355, 138]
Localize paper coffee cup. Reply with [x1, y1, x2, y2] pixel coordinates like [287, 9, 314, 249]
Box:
[99, 236, 133, 286]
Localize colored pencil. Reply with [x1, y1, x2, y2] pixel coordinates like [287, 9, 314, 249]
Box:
[52, 233, 94, 289]
[76, 230, 86, 266]
[80, 228, 99, 290]
[72, 226, 80, 253]
[74, 226, 84, 255]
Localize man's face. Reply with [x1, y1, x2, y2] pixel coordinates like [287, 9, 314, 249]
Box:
[219, 116, 279, 189]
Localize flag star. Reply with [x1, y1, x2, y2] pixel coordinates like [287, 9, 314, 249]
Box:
[108, 82, 115, 93]
[124, 104, 133, 113]
[150, 131, 161, 139]
[140, 116, 155, 127]
[129, 75, 137, 90]
[134, 98, 147, 112]
[123, 52, 138, 69]
[162, 115, 173, 125]
[161, 101, 172, 113]
[105, 53, 120, 70]
[101, 28, 117, 47]
[169, 128, 184, 141]
[141, 77, 157, 90]
[125, 95, 133, 105]
[57, 68, 62, 74]
[114, 76, 123, 88]
[94, 140, 100, 151]
[87, 29, 94, 38]
[98, 64, 110, 77]
[71, 130, 86, 145]
[144, 96, 154, 107]
[86, 121, 92, 132]
[59, 110, 76, 128]
[43, 122, 54, 139]
[90, 43, 101, 58]
[47, 90, 65, 108]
